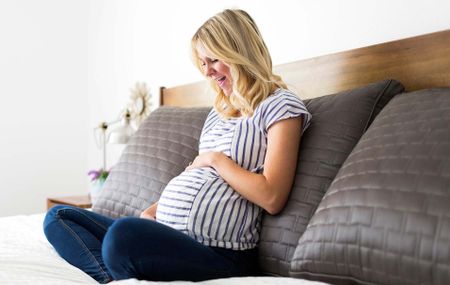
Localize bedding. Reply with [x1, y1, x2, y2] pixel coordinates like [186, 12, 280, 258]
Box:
[0, 213, 97, 284]
[290, 88, 450, 284]
[0, 214, 327, 285]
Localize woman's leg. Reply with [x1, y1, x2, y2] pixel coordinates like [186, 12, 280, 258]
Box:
[43, 205, 115, 283]
[102, 217, 259, 281]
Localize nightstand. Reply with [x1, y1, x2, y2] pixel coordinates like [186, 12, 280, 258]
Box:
[47, 195, 92, 210]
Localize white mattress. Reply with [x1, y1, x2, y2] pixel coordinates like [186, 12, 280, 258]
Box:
[0, 213, 327, 285]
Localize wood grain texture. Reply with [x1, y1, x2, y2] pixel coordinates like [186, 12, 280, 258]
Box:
[160, 29, 450, 106]
[47, 195, 92, 210]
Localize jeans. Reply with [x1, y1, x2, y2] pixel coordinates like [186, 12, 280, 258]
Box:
[43, 205, 259, 283]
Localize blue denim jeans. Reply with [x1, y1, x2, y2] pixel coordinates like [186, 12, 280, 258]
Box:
[43, 205, 259, 283]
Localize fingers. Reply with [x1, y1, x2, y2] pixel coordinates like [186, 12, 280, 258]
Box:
[140, 213, 155, 220]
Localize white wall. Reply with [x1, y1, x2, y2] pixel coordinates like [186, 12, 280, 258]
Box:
[0, 0, 89, 217]
[0, 0, 449, 217]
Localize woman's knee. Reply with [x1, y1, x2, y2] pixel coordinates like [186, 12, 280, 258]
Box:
[43, 205, 69, 233]
[102, 217, 142, 278]
[103, 218, 131, 256]
[103, 219, 140, 252]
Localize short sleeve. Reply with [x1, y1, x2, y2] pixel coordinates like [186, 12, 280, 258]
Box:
[261, 89, 312, 133]
[200, 108, 219, 136]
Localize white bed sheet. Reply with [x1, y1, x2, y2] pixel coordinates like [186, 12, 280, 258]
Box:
[0, 213, 327, 285]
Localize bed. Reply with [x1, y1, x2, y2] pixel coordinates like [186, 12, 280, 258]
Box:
[0, 213, 323, 284]
[1, 29, 449, 285]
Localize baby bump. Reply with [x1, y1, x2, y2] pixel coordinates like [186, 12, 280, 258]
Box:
[187, 178, 257, 247]
[156, 168, 214, 233]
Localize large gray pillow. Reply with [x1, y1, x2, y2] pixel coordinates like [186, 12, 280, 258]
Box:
[290, 88, 450, 285]
[92, 107, 211, 218]
[258, 79, 404, 276]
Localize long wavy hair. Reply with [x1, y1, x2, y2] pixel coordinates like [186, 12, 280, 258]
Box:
[191, 9, 287, 118]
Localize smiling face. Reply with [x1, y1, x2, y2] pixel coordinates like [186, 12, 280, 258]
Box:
[196, 44, 233, 97]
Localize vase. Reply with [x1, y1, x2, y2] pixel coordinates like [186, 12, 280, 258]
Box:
[89, 180, 105, 205]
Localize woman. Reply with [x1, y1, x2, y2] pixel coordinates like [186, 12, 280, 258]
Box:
[44, 9, 311, 283]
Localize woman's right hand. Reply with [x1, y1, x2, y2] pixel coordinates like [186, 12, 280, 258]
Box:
[140, 202, 158, 220]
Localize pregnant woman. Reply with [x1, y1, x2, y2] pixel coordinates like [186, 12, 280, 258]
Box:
[43, 9, 311, 283]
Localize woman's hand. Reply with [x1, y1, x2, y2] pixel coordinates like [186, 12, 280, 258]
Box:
[140, 202, 158, 220]
[185, 152, 223, 171]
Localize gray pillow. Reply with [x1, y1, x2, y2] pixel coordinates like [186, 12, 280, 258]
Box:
[258, 79, 404, 276]
[290, 88, 450, 285]
[92, 107, 211, 218]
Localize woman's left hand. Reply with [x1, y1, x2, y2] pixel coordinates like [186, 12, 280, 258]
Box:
[185, 151, 223, 171]
[140, 202, 158, 220]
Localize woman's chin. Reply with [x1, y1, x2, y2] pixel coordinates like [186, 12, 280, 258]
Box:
[222, 88, 232, 97]
[216, 83, 232, 96]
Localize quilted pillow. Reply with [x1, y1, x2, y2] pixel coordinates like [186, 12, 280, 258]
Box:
[92, 107, 211, 218]
[258, 79, 404, 276]
[290, 89, 450, 285]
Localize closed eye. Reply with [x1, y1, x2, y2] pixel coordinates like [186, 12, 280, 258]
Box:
[199, 58, 218, 69]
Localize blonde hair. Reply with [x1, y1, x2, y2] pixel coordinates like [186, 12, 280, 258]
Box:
[191, 9, 287, 118]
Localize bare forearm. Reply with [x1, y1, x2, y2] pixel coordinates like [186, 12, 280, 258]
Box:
[209, 153, 286, 214]
[187, 118, 302, 214]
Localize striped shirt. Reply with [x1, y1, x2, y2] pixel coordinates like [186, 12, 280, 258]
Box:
[156, 88, 311, 250]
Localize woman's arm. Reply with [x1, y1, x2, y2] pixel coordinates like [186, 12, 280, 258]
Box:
[186, 117, 303, 215]
[140, 202, 158, 220]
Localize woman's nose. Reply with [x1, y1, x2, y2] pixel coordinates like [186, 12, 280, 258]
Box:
[205, 63, 215, 77]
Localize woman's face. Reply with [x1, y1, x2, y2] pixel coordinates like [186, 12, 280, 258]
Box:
[196, 45, 233, 96]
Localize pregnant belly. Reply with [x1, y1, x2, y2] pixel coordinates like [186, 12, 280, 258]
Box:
[186, 177, 261, 248]
[155, 168, 216, 232]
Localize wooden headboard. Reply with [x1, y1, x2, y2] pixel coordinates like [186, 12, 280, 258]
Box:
[160, 29, 450, 107]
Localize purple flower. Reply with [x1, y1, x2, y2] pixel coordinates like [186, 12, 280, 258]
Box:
[87, 168, 109, 182]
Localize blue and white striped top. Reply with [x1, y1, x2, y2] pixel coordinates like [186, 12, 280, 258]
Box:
[156, 88, 311, 250]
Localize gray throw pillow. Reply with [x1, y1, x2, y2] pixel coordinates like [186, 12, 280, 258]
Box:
[258, 79, 404, 276]
[290, 88, 450, 285]
[92, 107, 211, 218]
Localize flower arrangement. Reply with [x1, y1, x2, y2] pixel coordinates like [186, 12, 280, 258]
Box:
[87, 168, 109, 183]
[88, 168, 110, 204]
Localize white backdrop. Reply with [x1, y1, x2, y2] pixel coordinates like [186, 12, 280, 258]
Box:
[0, 0, 89, 217]
[0, 0, 449, 216]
